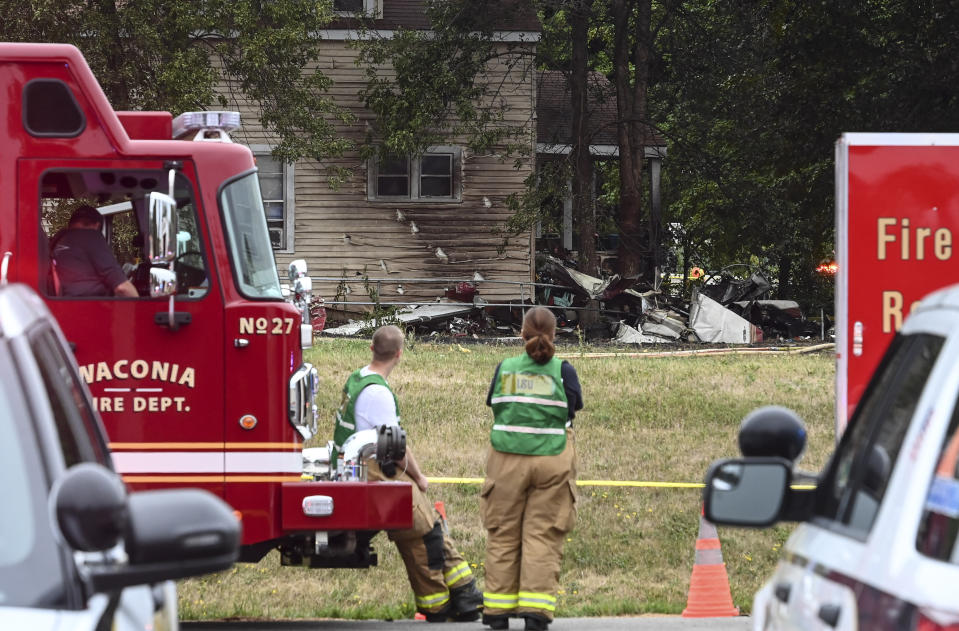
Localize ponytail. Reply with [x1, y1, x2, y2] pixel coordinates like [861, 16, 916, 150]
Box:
[521, 306, 557, 364]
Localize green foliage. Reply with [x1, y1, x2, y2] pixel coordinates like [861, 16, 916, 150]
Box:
[331, 269, 401, 335]
[352, 0, 534, 160]
[652, 0, 959, 310]
[357, 274, 400, 335]
[501, 160, 572, 239]
[0, 0, 353, 163]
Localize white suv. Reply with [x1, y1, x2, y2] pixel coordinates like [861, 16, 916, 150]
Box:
[0, 283, 240, 630]
[704, 283, 959, 630]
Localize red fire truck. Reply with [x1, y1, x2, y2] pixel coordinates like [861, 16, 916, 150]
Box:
[835, 133, 959, 434]
[0, 42, 410, 566]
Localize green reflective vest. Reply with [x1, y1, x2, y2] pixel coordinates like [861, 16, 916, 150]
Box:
[490, 353, 568, 456]
[332, 369, 400, 462]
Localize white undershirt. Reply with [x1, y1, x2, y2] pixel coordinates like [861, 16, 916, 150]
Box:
[354, 366, 400, 432]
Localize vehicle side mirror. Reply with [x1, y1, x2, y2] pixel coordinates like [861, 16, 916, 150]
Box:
[288, 259, 308, 280]
[147, 192, 178, 265]
[90, 488, 240, 592]
[52, 462, 128, 552]
[293, 275, 312, 297]
[703, 458, 790, 527]
[149, 267, 177, 298]
[739, 405, 807, 463]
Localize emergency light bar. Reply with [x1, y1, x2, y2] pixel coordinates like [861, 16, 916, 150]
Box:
[172, 111, 241, 143]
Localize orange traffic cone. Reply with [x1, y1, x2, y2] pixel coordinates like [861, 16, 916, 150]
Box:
[435, 500, 449, 534]
[682, 507, 739, 618]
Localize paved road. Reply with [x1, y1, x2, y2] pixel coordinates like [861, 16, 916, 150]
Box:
[183, 616, 751, 630]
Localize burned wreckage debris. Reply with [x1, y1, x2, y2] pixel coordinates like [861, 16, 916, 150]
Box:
[322, 256, 824, 344]
[533, 257, 823, 344]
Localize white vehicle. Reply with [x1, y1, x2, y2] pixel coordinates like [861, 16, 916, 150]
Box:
[704, 282, 959, 631]
[0, 283, 240, 630]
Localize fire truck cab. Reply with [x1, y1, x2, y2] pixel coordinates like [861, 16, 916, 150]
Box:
[0, 42, 410, 567]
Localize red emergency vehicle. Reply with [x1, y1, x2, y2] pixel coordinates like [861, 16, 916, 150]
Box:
[835, 133, 959, 434]
[0, 42, 410, 566]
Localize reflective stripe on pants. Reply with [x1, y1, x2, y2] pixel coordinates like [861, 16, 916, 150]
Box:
[483, 592, 519, 610]
[445, 561, 473, 588]
[518, 591, 557, 612]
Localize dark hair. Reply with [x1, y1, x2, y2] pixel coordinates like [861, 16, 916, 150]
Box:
[68, 204, 103, 229]
[522, 306, 556, 364]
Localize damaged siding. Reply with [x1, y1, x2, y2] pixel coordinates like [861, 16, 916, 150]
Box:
[225, 38, 537, 306]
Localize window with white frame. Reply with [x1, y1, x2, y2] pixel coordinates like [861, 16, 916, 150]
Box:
[332, 0, 379, 16]
[253, 149, 295, 252]
[369, 147, 462, 202]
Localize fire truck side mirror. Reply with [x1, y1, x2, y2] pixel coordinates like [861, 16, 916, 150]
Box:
[149, 267, 177, 298]
[293, 275, 312, 297]
[288, 259, 308, 280]
[147, 191, 178, 265]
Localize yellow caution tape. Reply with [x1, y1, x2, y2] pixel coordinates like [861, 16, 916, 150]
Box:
[556, 343, 834, 360]
[427, 477, 817, 490]
[427, 477, 483, 484]
[577, 480, 704, 488]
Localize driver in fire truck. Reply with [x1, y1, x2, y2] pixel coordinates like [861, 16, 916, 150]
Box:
[333, 325, 483, 622]
[50, 204, 138, 298]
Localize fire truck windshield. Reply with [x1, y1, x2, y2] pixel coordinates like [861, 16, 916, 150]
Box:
[220, 172, 283, 299]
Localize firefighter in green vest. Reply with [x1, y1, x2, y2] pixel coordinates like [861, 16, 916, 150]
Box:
[333, 325, 482, 622]
[481, 307, 583, 631]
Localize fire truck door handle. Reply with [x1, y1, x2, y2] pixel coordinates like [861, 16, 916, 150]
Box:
[154, 311, 192, 329]
[234, 339, 250, 348]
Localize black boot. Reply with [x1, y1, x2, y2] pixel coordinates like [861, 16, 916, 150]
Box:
[423, 610, 452, 623]
[423, 601, 456, 623]
[522, 613, 550, 631]
[449, 580, 483, 622]
[482, 613, 510, 630]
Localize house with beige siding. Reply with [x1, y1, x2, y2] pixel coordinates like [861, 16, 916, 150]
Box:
[224, 1, 541, 308]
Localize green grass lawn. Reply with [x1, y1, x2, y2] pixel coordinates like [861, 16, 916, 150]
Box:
[179, 338, 836, 620]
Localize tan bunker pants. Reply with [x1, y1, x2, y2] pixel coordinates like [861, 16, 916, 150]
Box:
[367, 459, 476, 617]
[480, 433, 577, 622]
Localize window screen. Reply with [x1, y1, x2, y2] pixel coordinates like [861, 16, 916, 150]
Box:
[420, 154, 452, 197]
[377, 156, 410, 197]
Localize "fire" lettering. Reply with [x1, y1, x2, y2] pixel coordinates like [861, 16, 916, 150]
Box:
[877, 217, 952, 261]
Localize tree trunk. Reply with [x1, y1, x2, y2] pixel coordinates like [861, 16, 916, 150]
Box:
[570, 0, 597, 280]
[777, 254, 792, 300]
[611, 0, 653, 282]
[636, 1, 657, 284]
[569, 0, 598, 326]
